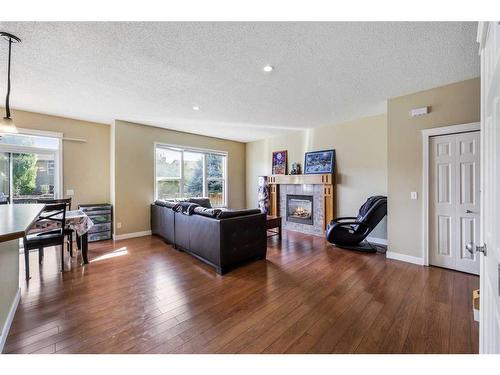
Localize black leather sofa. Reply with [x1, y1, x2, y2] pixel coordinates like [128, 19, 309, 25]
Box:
[151, 198, 267, 274]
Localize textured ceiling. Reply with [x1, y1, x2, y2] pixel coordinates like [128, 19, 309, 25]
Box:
[0, 22, 479, 142]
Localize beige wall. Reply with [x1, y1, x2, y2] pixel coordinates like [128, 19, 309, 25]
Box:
[113, 120, 246, 235]
[0, 239, 19, 346]
[246, 131, 306, 208]
[2, 109, 111, 209]
[387, 78, 480, 258]
[246, 114, 388, 239]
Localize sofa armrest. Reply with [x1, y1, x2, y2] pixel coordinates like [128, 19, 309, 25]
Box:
[178, 213, 221, 266]
[151, 204, 175, 244]
[219, 213, 267, 268]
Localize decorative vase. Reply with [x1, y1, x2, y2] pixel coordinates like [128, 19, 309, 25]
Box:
[257, 176, 270, 214]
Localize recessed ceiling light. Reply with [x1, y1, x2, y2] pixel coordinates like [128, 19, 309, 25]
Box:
[192, 106, 200, 111]
[263, 65, 274, 72]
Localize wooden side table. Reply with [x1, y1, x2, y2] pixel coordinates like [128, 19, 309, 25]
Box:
[266, 215, 282, 239]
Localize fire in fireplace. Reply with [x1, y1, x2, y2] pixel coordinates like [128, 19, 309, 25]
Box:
[286, 195, 314, 225]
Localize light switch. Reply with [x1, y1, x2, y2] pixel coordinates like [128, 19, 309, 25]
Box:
[410, 192, 418, 200]
[66, 189, 74, 196]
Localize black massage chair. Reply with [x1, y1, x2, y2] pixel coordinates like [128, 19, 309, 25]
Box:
[325, 195, 387, 253]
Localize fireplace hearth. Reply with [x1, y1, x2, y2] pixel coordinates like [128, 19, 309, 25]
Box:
[286, 194, 314, 225]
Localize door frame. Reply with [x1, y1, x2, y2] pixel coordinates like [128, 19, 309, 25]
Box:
[421, 122, 480, 266]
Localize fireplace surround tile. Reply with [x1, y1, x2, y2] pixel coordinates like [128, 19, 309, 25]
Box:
[279, 184, 324, 236]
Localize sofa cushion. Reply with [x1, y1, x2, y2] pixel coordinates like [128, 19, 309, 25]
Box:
[188, 197, 212, 208]
[216, 208, 262, 219]
[174, 201, 199, 215]
[157, 197, 212, 208]
[154, 200, 178, 209]
[193, 206, 222, 218]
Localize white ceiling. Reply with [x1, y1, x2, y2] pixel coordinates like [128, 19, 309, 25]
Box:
[0, 22, 479, 142]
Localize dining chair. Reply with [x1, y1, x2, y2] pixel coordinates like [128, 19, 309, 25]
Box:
[23, 203, 67, 280]
[37, 198, 74, 257]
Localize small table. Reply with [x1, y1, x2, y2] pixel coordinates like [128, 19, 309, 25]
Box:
[65, 210, 94, 264]
[266, 215, 282, 239]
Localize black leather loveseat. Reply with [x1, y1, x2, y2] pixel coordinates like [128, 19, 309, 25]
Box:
[151, 198, 267, 274]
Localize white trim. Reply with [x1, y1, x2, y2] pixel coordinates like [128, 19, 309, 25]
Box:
[421, 122, 480, 137]
[113, 230, 152, 241]
[386, 251, 424, 266]
[478, 22, 489, 354]
[16, 127, 63, 139]
[421, 122, 480, 267]
[366, 236, 388, 246]
[476, 22, 489, 51]
[110, 122, 116, 233]
[155, 141, 228, 156]
[0, 288, 21, 353]
[58, 136, 63, 199]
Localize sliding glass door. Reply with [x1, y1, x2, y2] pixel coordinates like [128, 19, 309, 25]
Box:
[0, 132, 61, 204]
[0, 152, 10, 203]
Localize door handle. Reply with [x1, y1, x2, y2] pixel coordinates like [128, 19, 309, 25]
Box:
[466, 210, 474, 214]
[466, 242, 487, 256]
[466, 242, 474, 254]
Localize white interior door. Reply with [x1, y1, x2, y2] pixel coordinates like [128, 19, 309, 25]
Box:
[478, 21, 500, 354]
[429, 131, 480, 275]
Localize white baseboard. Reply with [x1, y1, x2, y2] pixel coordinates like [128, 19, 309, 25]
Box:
[0, 288, 21, 353]
[386, 251, 424, 266]
[366, 236, 388, 246]
[113, 230, 152, 241]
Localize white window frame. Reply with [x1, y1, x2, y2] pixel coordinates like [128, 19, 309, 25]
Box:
[0, 128, 63, 201]
[154, 142, 228, 207]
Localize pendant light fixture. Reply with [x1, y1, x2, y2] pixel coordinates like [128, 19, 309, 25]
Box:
[0, 32, 21, 134]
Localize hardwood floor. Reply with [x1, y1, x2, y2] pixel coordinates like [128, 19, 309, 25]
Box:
[3, 231, 479, 354]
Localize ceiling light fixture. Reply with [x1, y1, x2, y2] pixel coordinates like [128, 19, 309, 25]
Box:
[0, 32, 21, 134]
[192, 106, 200, 111]
[263, 65, 274, 72]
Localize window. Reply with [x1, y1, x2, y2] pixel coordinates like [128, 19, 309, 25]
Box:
[0, 131, 62, 204]
[155, 144, 227, 207]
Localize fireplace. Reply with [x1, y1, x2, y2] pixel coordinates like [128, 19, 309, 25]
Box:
[286, 195, 314, 225]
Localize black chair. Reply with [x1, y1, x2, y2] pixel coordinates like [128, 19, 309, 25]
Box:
[325, 196, 387, 253]
[23, 203, 67, 280]
[37, 198, 74, 257]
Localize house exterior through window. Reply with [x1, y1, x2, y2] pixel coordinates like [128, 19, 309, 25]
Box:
[154, 143, 227, 207]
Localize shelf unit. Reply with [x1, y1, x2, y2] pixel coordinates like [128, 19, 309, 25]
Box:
[78, 203, 113, 242]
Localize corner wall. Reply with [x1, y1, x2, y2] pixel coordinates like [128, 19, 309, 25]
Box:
[113, 120, 246, 236]
[0, 239, 19, 352]
[2, 108, 111, 208]
[246, 114, 388, 240]
[387, 78, 480, 259]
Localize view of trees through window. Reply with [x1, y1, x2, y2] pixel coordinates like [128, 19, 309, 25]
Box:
[1, 133, 59, 204]
[155, 146, 226, 206]
[0, 153, 56, 204]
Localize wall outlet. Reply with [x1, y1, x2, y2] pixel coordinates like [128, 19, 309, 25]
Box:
[410, 191, 418, 200]
[116, 222, 122, 229]
[66, 189, 74, 196]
